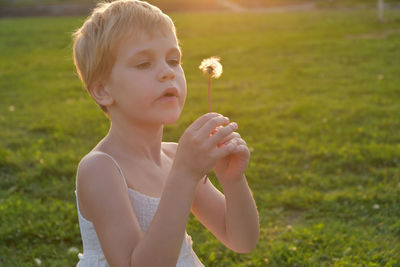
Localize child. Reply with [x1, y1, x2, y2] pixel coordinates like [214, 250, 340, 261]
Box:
[72, 0, 259, 266]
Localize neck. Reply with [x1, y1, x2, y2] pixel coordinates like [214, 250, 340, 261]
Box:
[102, 118, 164, 165]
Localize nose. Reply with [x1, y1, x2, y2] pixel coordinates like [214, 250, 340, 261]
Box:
[157, 63, 175, 82]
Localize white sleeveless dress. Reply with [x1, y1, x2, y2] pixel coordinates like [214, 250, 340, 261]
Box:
[75, 151, 205, 267]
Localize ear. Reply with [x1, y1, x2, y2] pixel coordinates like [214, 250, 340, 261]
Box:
[89, 81, 114, 107]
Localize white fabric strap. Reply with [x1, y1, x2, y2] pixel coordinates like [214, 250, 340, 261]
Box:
[89, 151, 128, 188]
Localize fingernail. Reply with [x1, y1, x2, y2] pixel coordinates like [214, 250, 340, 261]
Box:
[232, 122, 238, 129]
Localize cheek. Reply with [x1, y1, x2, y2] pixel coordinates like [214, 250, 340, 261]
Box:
[108, 68, 131, 93]
[178, 75, 187, 105]
[178, 69, 187, 91]
[180, 85, 187, 106]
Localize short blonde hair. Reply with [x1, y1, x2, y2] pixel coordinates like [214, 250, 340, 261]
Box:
[72, 0, 177, 115]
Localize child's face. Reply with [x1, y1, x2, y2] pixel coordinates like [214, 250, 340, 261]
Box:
[105, 30, 186, 125]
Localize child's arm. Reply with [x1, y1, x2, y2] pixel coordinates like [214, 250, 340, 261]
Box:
[190, 128, 259, 253]
[77, 113, 238, 267]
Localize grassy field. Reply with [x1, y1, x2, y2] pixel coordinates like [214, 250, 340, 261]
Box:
[1, 6, 400, 267]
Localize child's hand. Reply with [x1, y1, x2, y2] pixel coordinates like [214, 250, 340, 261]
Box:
[173, 113, 239, 181]
[213, 124, 250, 185]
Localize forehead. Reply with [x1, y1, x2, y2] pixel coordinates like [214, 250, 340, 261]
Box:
[115, 29, 179, 59]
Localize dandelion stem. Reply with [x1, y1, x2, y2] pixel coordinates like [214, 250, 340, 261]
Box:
[208, 75, 211, 112]
[199, 56, 223, 185]
[204, 75, 211, 184]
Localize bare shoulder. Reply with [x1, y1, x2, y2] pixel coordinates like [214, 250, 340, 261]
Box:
[162, 142, 178, 159]
[76, 152, 143, 265]
[76, 152, 127, 220]
[77, 152, 123, 192]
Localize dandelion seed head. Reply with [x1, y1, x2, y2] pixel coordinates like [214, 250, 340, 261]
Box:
[68, 247, 79, 254]
[199, 56, 223, 78]
[34, 258, 42, 266]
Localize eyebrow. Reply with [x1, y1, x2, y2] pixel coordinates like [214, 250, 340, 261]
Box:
[128, 47, 181, 60]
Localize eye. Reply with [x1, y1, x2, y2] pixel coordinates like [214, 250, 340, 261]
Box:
[167, 59, 181, 67]
[136, 62, 151, 69]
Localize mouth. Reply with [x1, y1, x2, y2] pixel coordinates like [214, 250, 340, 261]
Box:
[160, 87, 178, 98]
[158, 87, 179, 103]
[164, 92, 176, 97]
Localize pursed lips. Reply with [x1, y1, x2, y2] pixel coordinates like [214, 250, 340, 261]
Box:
[158, 87, 179, 102]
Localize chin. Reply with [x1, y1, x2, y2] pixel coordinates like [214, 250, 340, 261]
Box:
[162, 115, 180, 125]
[161, 110, 182, 125]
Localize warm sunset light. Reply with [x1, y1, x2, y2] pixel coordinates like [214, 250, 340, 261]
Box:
[199, 56, 224, 184]
[2, 0, 398, 265]
[199, 56, 223, 113]
[199, 56, 223, 79]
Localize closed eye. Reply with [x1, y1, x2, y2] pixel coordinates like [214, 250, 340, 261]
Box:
[167, 59, 181, 67]
[136, 62, 151, 69]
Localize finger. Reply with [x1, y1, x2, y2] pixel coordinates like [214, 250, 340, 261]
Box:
[210, 125, 224, 136]
[233, 144, 250, 155]
[234, 137, 246, 146]
[197, 115, 230, 138]
[217, 132, 241, 147]
[217, 137, 249, 156]
[208, 122, 238, 146]
[213, 140, 237, 158]
[187, 113, 222, 132]
[232, 138, 250, 155]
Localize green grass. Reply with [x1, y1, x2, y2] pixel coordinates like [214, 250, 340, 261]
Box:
[1, 7, 400, 266]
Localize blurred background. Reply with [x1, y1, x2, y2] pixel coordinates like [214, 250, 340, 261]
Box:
[1, 0, 400, 16]
[1, 0, 400, 266]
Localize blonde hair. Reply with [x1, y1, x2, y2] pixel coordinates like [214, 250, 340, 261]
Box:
[72, 0, 177, 116]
